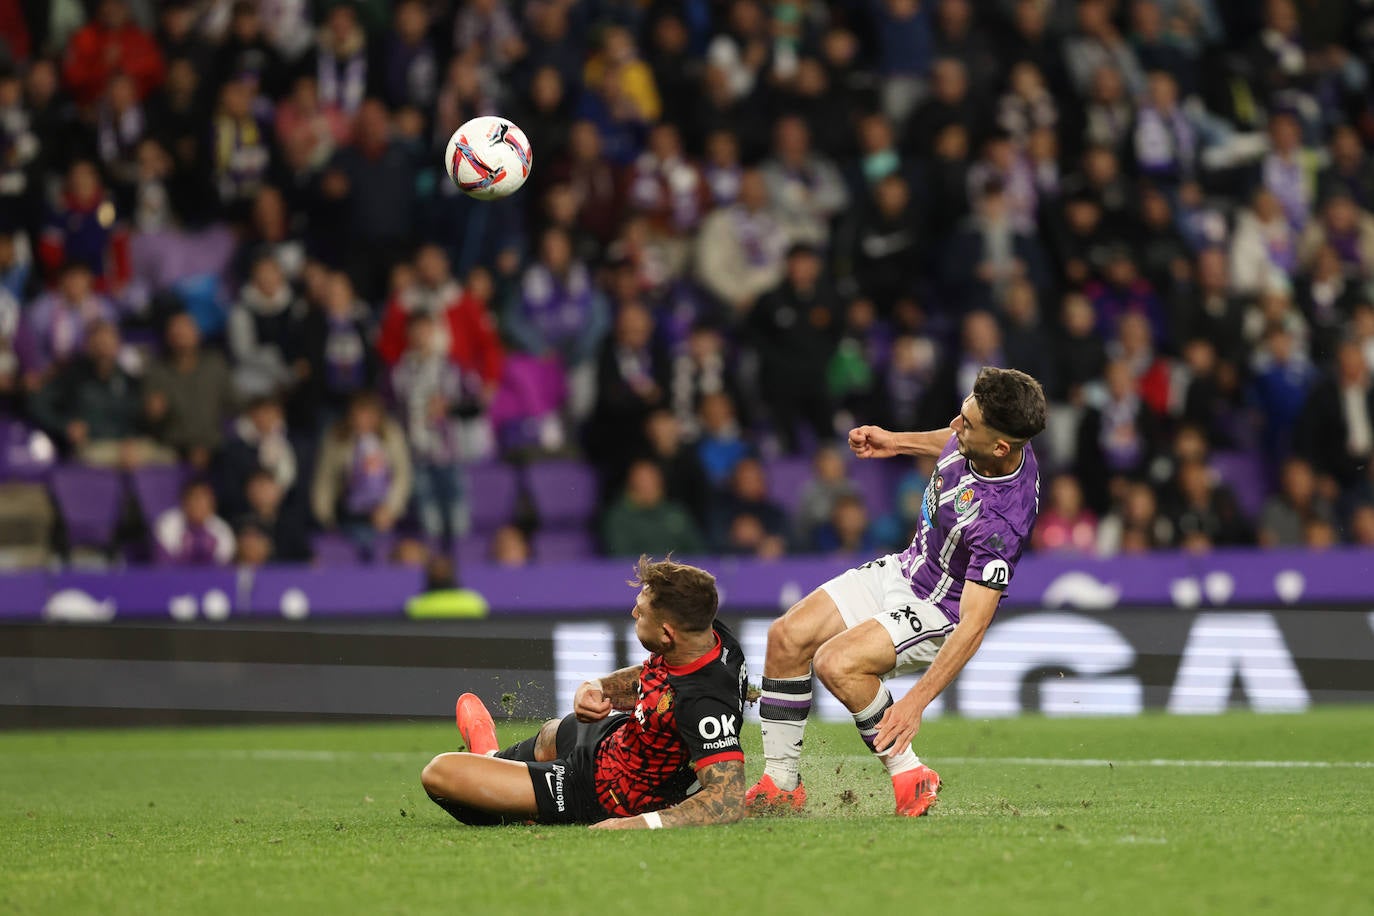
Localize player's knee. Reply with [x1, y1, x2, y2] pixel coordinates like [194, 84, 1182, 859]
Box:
[421, 754, 457, 796]
[533, 718, 560, 762]
[768, 612, 814, 665]
[811, 641, 851, 689]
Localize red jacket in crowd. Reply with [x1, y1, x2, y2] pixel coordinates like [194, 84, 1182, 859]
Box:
[0, 0, 30, 63]
[378, 286, 505, 387]
[63, 19, 165, 105]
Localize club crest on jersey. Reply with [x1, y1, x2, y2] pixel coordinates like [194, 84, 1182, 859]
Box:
[656, 689, 674, 715]
[954, 486, 976, 514]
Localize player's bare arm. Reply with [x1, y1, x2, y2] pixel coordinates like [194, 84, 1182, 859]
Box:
[873, 582, 1000, 753]
[588, 759, 746, 830]
[849, 425, 954, 460]
[574, 665, 642, 721]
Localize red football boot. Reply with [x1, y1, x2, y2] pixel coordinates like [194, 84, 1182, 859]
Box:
[454, 693, 500, 756]
[744, 774, 808, 814]
[892, 764, 941, 817]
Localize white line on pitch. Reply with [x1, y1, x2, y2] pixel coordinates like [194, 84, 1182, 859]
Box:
[840, 755, 1374, 769]
[3, 748, 1371, 769]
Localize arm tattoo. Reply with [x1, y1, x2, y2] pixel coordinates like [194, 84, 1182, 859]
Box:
[597, 665, 642, 710]
[655, 760, 746, 828]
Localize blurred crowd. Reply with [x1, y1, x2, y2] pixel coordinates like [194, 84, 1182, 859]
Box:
[1, 0, 1373, 570]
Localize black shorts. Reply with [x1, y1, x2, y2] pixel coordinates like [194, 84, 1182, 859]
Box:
[498, 713, 628, 825]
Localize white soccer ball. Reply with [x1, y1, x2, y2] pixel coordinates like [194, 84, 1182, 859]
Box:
[443, 116, 533, 200]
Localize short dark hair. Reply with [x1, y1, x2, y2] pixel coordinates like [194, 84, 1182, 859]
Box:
[349, 390, 384, 413]
[245, 467, 276, 487]
[180, 477, 214, 500]
[631, 555, 719, 633]
[973, 367, 1047, 443]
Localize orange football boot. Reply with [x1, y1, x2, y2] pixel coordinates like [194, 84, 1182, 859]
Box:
[454, 693, 500, 756]
[892, 764, 941, 817]
[745, 774, 808, 814]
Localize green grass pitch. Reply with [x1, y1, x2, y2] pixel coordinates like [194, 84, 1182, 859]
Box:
[3, 708, 1371, 915]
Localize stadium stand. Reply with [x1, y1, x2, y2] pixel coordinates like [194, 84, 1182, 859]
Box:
[0, 0, 1372, 572]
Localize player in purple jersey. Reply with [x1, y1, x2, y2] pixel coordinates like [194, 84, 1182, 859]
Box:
[747, 367, 1047, 817]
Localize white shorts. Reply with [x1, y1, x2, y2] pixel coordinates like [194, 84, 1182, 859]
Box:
[820, 554, 956, 677]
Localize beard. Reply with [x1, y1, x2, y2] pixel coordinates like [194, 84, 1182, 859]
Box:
[958, 437, 994, 470]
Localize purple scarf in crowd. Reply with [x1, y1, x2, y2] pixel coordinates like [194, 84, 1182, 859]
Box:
[345, 433, 393, 515]
[178, 523, 223, 565]
[519, 263, 597, 350]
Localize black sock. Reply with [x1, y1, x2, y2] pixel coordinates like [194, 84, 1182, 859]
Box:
[427, 792, 507, 827]
[494, 734, 539, 762]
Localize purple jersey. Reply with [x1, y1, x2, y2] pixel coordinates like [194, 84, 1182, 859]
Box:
[898, 435, 1040, 622]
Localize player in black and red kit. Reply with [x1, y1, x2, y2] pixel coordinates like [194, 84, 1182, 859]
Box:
[421, 556, 748, 829]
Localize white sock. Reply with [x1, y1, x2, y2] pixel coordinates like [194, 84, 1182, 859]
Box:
[759, 672, 812, 791]
[852, 686, 921, 778]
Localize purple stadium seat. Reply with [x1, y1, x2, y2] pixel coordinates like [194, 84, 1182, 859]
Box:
[525, 459, 598, 528]
[848, 458, 900, 519]
[454, 534, 489, 571]
[467, 462, 520, 533]
[764, 456, 814, 515]
[311, 534, 359, 566]
[129, 465, 191, 525]
[312, 532, 417, 565]
[368, 532, 397, 565]
[50, 466, 124, 550]
[533, 528, 597, 562]
[1211, 451, 1267, 520]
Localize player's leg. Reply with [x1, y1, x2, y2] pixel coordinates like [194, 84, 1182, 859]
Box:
[812, 619, 900, 737]
[754, 557, 905, 807]
[495, 712, 592, 768]
[421, 752, 540, 825]
[455, 692, 570, 762]
[533, 717, 563, 761]
[751, 587, 849, 807]
[492, 717, 562, 762]
[764, 587, 849, 678]
[812, 605, 948, 817]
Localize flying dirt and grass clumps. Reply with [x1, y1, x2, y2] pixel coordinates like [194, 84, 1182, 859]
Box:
[2, 711, 1369, 913]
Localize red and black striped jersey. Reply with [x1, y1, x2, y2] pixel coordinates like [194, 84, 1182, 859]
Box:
[593, 621, 747, 817]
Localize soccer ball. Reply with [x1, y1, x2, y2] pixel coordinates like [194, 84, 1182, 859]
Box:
[444, 116, 533, 200]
